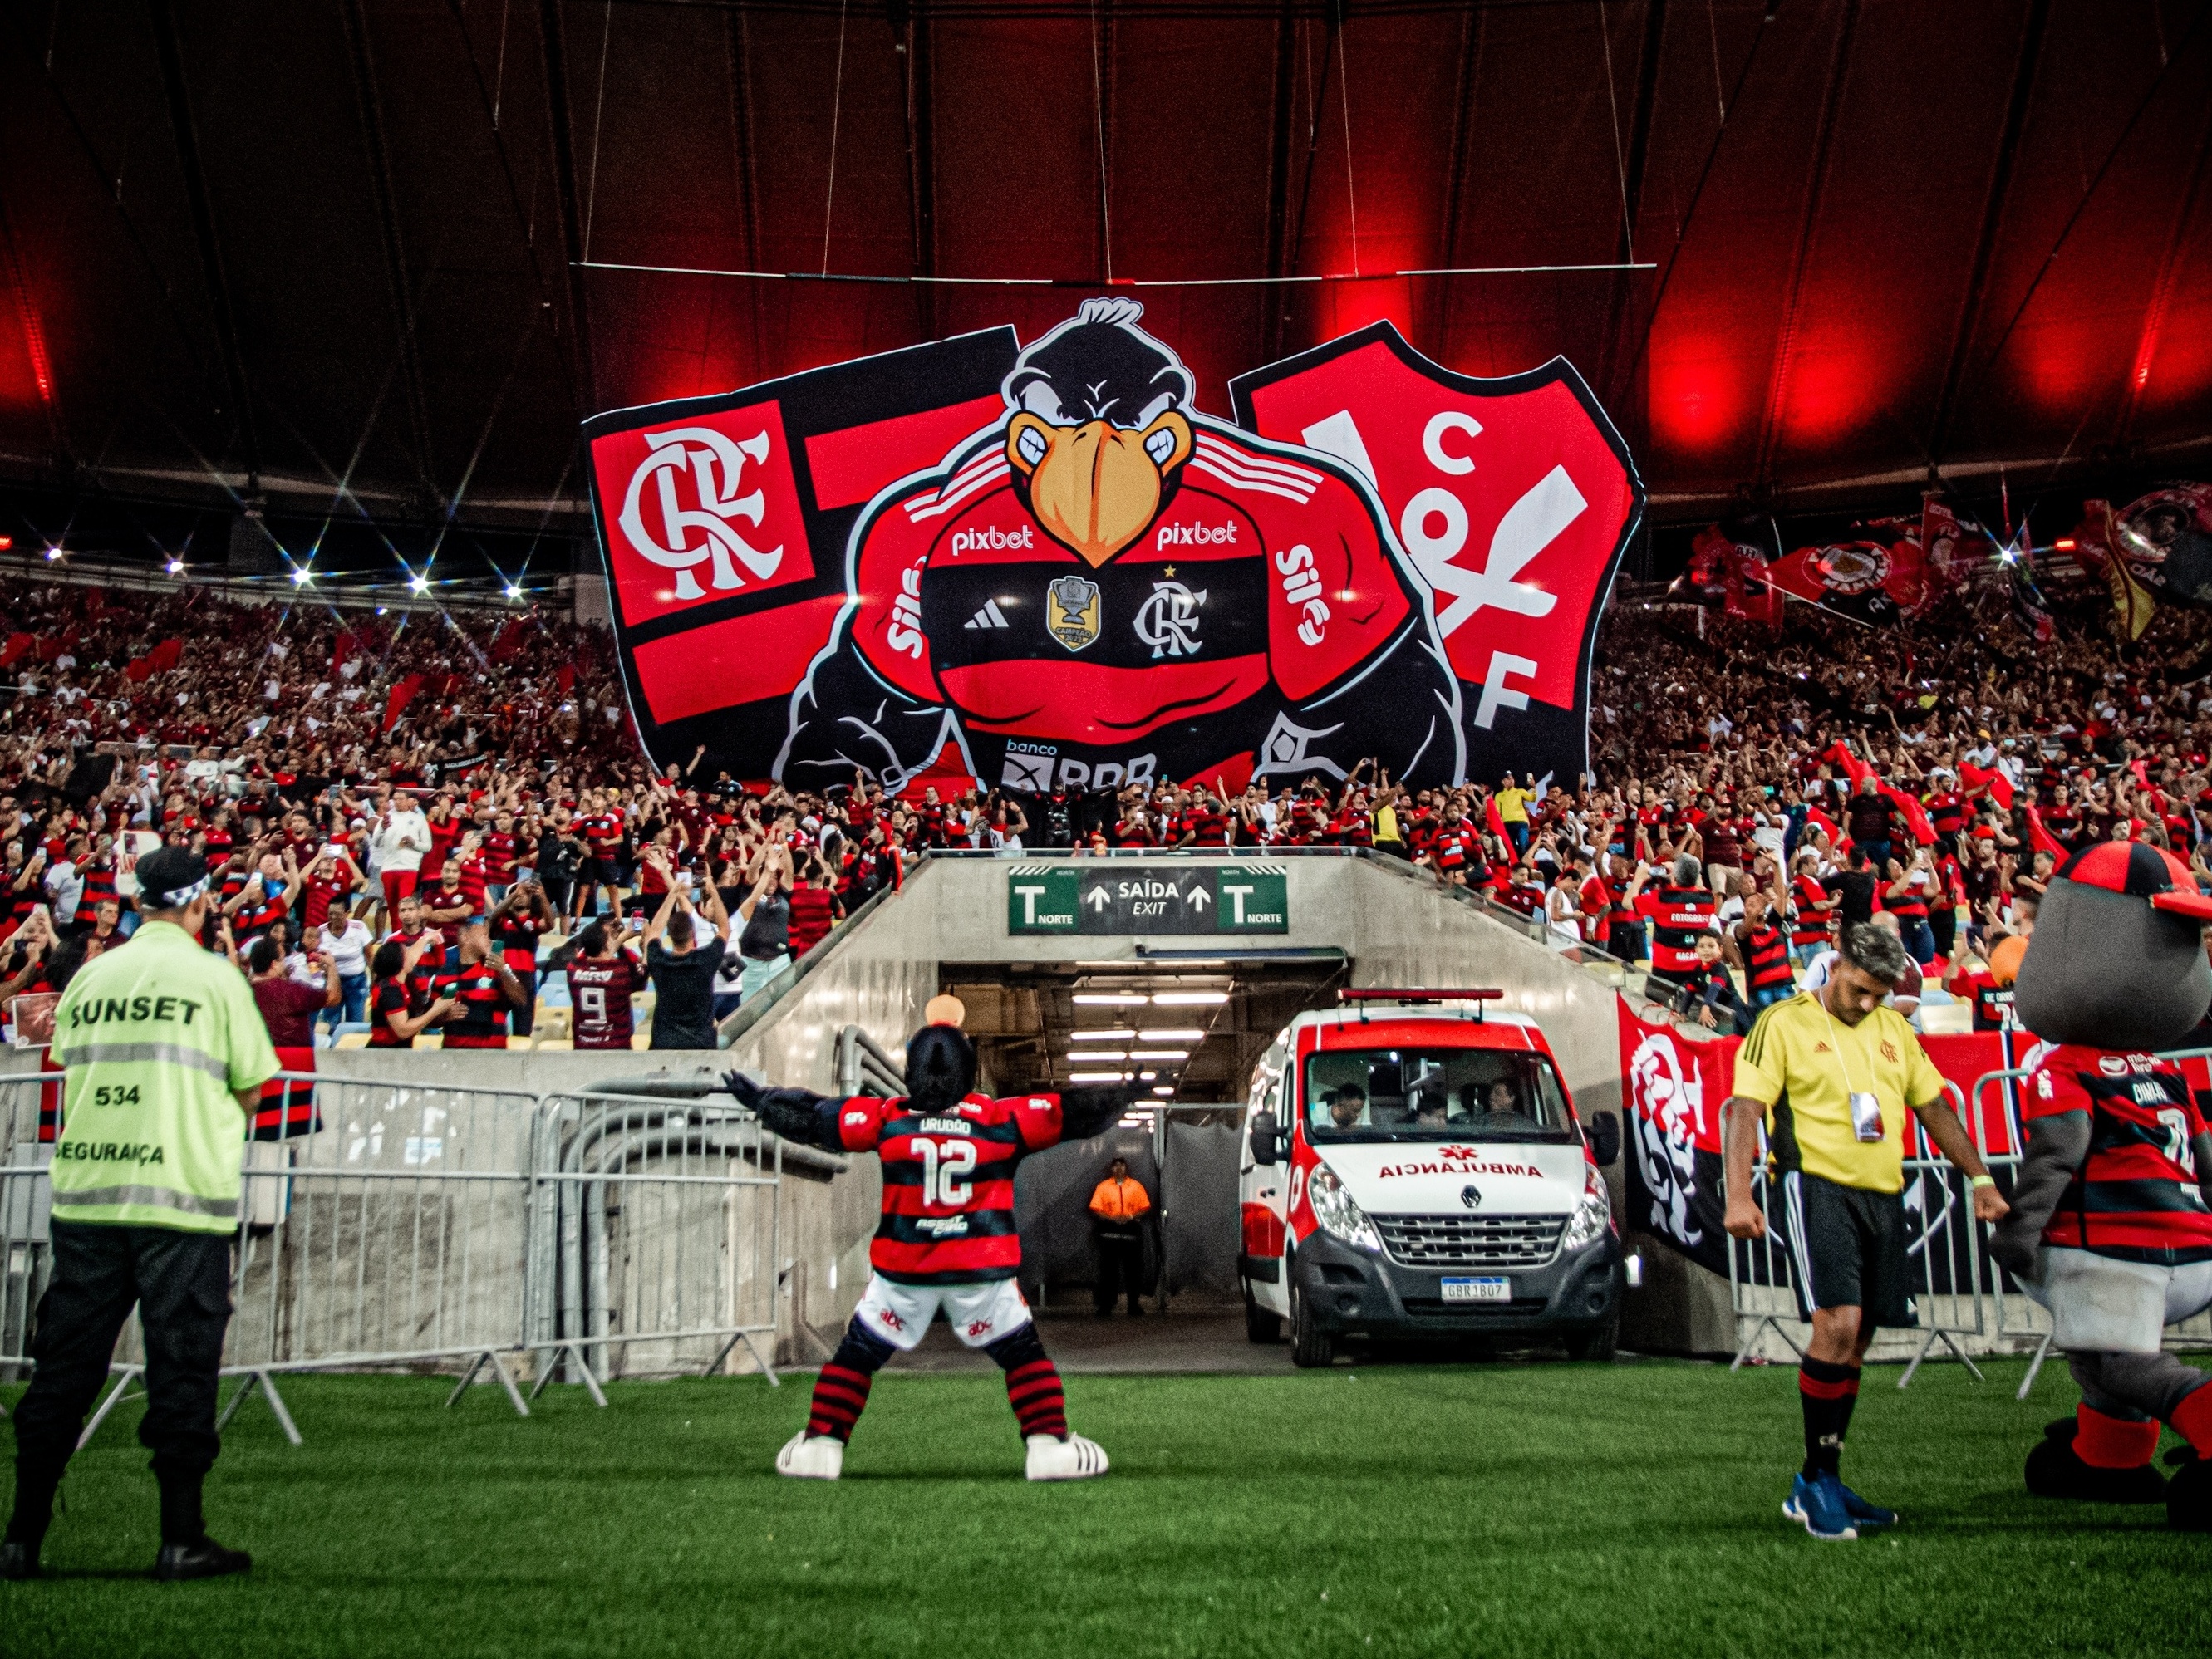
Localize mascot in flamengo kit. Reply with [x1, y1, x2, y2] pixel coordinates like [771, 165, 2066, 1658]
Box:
[1991, 842, 2212, 1529]
[725, 1003, 1130, 1481]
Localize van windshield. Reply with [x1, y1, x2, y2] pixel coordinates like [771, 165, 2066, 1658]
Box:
[1302, 1048, 1576, 1143]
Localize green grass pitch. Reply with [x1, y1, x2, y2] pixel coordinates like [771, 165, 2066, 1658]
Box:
[0, 1357, 2203, 1659]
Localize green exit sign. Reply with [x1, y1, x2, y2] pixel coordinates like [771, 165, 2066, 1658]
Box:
[1006, 864, 1289, 935]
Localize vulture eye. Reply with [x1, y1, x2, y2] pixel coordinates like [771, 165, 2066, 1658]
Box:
[1144, 426, 1178, 465]
[1016, 425, 1049, 467]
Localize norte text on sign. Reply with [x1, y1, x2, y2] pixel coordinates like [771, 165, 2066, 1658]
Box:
[1006, 864, 1289, 935]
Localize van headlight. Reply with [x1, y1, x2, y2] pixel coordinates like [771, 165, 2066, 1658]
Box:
[1560, 1165, 1615, 1252]
[1306, 1161, 1383, 1253]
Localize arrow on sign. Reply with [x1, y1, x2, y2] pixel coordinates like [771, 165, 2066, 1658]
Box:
[1185, 886, 1211, 910]
[1085, 886, 1113, 913]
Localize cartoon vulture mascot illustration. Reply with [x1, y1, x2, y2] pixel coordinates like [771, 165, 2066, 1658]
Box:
[1993, 842, 2212, 1529]
[777, 299, 1463, 797]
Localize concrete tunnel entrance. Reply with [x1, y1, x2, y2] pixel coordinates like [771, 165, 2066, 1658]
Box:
[931, 954, 1349, 1358]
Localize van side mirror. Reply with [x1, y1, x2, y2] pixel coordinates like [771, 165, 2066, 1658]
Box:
[1249, 1108, 1281, 1167]
[1587, 1111, 1621, 1169]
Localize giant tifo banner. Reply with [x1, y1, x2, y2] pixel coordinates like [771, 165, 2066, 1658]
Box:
[1616, 999, 2052, 1290]
[582, 302, 1642, 794]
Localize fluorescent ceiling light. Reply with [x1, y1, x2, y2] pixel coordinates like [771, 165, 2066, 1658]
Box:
[1137, 1028, 1205, 1042]
[1152, 1086, 1176, 1097]
[1072, 1028, 1137, 1040]
[1069, 1070, 1133, 1083]
[1130, 1048, 1188, 1061]
[1074, 993, 1148, 1006]
[1138, 1071, 1158, 1081]
[1069, 1048, 1126, 1061]
[1152, 991, 1230, 1005]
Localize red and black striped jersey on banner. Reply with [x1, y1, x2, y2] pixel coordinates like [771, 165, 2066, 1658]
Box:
[2021, 1043, 2212, 1261]
[837, 1091, 1068, 1284]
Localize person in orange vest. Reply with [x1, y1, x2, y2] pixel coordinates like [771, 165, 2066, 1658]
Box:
[1088, 1157, 1153, 1318]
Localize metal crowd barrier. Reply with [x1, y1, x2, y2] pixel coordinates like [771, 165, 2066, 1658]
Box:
[0, 1071, 789, 1445]
[0, 1072, 65, 1412]
[1969, 1053, 2212, 1401]
[1728, 1081, 1990, 1388]
[530, 1091, 783, 1396]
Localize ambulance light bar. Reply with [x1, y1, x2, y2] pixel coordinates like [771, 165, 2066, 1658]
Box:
[1338, 989, 1504, 1004]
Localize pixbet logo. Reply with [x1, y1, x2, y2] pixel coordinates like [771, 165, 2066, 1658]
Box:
[618, 424, 785, 601]
[1155, 520, 1239, 550]
[951, 525, 1035, 555]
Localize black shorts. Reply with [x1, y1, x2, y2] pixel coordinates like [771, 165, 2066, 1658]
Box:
[1775, 1170, 1911, 1328]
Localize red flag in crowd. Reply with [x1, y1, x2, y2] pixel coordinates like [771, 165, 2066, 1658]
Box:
[490, 619, 528, 661]
[146, 639, 183, 674]
[2072, 500, 2156, 641]
[332, 630, 353, 672]
[2025, 807, 2068, 861]
[382, 672, 425, 732]
[1484, 793, 1508, 843]
[1, 633, 32, 667]
[1826, 739, 1935, 847]
[1959, 760, 2014, 812]
[555, 665, 577, 695]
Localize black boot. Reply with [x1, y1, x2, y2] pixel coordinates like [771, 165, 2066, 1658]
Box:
[2025, 1417, 2167, 1504]
[152, 1535, 252, 1582]
[2168, 1452, 2212, 1532]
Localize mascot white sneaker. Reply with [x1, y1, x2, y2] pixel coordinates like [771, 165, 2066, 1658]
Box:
[1993, 842, 2212, 1530]
[1025, 1433, 1110, 1481]
[777, 1431, 845, 1481]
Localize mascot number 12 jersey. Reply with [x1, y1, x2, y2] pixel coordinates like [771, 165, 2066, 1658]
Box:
[2022, 1043, 2212, 1261]
[838, 1091, 1069, 1284]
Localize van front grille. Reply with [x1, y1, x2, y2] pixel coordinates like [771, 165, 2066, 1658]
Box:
[1374, 1213, 1565, 1270]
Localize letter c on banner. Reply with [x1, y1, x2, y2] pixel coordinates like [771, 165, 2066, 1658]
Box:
[1423, 410, 1482, 476]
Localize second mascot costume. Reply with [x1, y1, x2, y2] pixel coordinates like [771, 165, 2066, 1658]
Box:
[1993, 842, 2212, 1529]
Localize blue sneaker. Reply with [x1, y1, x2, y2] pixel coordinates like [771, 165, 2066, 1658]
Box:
[1835, 1481, 1896, 1529]
[1782, 1473, 1860, 1541]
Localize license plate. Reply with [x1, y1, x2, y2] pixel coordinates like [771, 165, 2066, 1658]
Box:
[1440, 1276, 1511, 1303]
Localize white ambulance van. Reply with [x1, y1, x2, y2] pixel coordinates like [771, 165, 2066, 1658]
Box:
[1237, 989, 1625, 1366]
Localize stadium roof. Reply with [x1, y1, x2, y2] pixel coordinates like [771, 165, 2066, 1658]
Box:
[3, 0, 2209, 540]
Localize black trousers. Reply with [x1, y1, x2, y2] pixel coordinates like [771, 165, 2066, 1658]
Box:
[12, 1220, 234, 1491]
[1094, 1230, 1146, 1312]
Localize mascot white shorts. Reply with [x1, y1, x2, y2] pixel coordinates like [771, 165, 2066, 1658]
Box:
[853, 1274, 1034, 1352]
[2023, 1247, 2212, 1352]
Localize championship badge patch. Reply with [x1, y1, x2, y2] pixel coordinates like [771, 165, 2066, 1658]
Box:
[1046, 574, 1103, 652]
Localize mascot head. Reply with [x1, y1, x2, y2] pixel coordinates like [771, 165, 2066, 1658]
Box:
[905, 1021, 977, 1110]
[2012, 841, 2212, 1050]
[1002, 298, 1195, 568]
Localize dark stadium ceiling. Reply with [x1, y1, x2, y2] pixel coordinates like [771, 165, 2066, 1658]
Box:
[2, 0, 2210, 544]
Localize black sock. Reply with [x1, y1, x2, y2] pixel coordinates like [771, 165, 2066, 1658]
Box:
[1798, 1358, 1861, 1480]
[156, 1470, 204, 1546]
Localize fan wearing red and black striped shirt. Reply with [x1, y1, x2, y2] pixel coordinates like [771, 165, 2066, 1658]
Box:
[729, 1017, 1130, 1484]
[429, 922, 527, 1049]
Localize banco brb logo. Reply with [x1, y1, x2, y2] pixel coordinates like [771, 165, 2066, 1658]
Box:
[619, 425, 785, 601]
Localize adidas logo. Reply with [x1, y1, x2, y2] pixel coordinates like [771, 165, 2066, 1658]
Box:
[965, 600, 1010, 631]
[1813, 1042, 1831, 1053]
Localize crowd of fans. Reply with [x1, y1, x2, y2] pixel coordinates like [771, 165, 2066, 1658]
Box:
[7, 565, 2212, 1053]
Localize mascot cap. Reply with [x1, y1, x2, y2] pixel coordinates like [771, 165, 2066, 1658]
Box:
[2054, 842, 2212, 920]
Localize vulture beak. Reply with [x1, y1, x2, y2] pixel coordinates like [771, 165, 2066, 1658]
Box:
[1006, 410, 1192, 568]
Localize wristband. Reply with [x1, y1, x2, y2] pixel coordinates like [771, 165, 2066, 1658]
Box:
[1969, 1174, 1997, 1190]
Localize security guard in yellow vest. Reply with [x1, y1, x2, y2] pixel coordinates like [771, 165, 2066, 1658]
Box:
[2, 847, 278, 1582]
